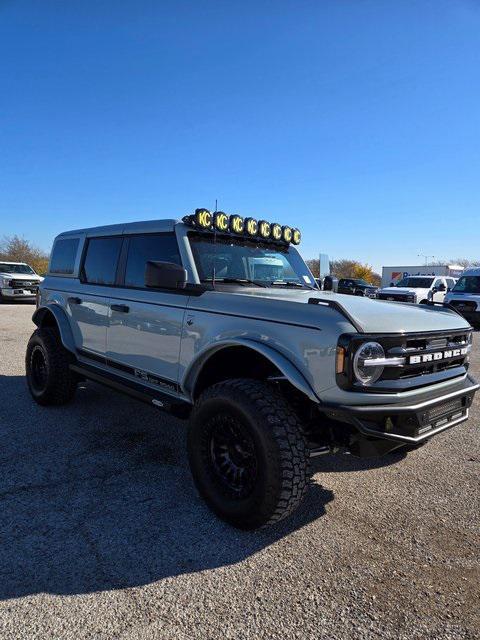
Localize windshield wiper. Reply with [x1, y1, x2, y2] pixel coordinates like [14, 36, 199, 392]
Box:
[270, 280, 315, 290]
[201, 277, 267, 288]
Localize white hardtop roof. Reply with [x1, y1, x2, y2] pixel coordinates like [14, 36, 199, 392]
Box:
[57, 218, 182, 238]
[463, 267, 480, 276]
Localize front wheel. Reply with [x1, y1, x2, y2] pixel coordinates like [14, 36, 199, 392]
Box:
[26, 327, 78, 405]
[188, 379, 309, 529]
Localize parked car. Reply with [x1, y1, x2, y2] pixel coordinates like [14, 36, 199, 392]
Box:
[25, 210, 478, 529]
[445, 268, 480, 328]
[377, 275, 456, 304]
[0, 261, 43, 302]
[337, 278, 377, 298]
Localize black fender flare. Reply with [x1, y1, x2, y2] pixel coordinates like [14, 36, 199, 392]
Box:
[32, 305, 77, 355]
[182, 338, 320, 404]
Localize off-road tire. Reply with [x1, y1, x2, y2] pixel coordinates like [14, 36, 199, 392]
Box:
[26, 327, 77, 406]
[188, 378, 309, 529]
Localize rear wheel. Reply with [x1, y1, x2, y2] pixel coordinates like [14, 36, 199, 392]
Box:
[26, 327, 77, 405]
[188, 378, 309, 529]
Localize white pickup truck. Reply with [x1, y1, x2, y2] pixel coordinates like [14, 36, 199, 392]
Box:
[0, 261, 43, 302]
[377, 275, 456, 305]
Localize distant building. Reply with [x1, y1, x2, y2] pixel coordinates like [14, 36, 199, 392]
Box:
[381, 264, 464, 288]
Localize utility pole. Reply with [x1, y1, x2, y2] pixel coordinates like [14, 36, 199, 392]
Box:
[418, 253, 435, 266]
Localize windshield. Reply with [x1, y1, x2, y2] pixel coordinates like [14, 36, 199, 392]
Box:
[452, 275, 480, 294]
[0, 263, 36, 275]
[353, 279, 373, 287]
[188, 234, 316, 288]
[395, 277, 434, 288]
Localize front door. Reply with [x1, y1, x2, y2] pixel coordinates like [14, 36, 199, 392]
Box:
[106, 233, 187, 387]
[432, 278, 447, 303]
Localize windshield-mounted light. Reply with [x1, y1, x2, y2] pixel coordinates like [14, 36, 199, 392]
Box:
[230, 215, 244, 234]
[195, 208, 213, 229]
[184, 209, 301, 245]
[214, 211, 229, 232]
[245, 218, 258, 236]
[258, 220, 271, 238]
[282, 226, 292, 243]
[271, 223, 282, 241]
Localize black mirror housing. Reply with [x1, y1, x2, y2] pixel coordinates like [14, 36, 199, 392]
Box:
[145, 261, 187, 290]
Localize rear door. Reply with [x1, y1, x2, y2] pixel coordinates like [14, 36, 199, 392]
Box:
[338, 279, 349, 294]
[69, 236, 123, 357]
[106, 233, 187, 386]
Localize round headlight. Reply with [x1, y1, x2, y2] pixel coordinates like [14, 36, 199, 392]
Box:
[353, 341, 385, 385]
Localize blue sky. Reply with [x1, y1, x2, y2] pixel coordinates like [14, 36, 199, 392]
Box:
[1, 0, 479, 272]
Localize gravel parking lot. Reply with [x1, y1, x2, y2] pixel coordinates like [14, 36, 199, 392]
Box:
[0, 303, 479, 639]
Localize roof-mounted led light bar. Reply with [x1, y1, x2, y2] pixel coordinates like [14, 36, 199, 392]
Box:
[183, 208, 301, 245]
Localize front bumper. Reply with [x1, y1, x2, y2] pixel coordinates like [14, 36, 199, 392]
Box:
[1, 287, 37, 298]
[323, 374, 479, 455]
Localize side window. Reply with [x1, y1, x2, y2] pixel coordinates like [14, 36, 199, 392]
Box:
[446, 278, 455, 289]
[82, 237, 123, 285]
[124, 234, 181, 288]
[49, 238, 79, 275]
[433, 278, 443, 289]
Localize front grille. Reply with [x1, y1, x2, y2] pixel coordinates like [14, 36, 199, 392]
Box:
[450, 300, 477, 312]
[381, 331, 471, 381]
[338, 329, 472, 393]
[378, 293, 414, 303]
[9, 279, 38, 289]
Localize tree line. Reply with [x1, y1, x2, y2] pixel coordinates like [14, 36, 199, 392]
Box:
[0, 236, 50, 275]
[305, 259, 382, 286]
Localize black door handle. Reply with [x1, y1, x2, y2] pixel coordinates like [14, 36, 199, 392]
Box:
[68, 297, 82, 305]
[111, 304, 130, 313]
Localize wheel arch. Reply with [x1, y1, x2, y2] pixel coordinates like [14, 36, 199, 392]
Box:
[182, 339, 319, 404]
[32, 305, 77, 356]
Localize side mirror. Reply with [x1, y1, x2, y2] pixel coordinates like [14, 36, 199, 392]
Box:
[145, 261, 187, 290]
[323, 276, 333, 291]
[437, 283, 446, 292]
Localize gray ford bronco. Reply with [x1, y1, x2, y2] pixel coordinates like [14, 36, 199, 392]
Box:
[26, 209, 478, 529]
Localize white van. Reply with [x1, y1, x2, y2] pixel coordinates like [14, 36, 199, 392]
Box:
[445, 268, 480, 328]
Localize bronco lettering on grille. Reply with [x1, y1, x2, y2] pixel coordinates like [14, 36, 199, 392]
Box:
[408, 347, 468, 365]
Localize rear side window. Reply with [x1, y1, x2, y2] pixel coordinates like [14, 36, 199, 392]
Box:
[82, 237, 123, 285]
[49, 238, 79, 275]
[124, 234, 181, 288]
